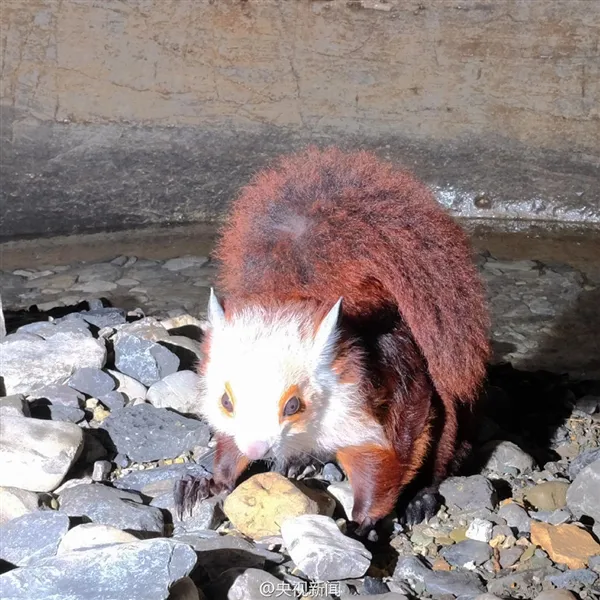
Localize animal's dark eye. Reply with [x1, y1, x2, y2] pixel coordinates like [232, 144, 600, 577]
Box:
[221, 392, 233, 413]
[283, 396, 301, 417]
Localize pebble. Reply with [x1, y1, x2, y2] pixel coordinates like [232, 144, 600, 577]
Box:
[481, 440, 536, 474]
[58, 483, 164, 534]
[57, 523, 138, 554]
[393, 555, 485, 598]
[146, 370, 202, 414]
[498, 502, 532, 534]
[113, 332, 180, 386]
[100, 403, 210, 463]
[0, 487, 40, 526]
[106, 369, 147, 401]
[0, 538, 197, 599]
[530, 521, 600, 569]
[223, 472, 324, 539]
[439, 475, 497, 512]
[92, 460, 112, 482]
[321, 462, 344, 483]
[439, 539, 493, 568]
[0, 510, 70, 567]
[280, 514, 372, 580]
[0, 416, 84, 492]
[0, 394, 30, 417]
[466, 518, 494, 542]
[0, 331, 106, 395]
[524, 481, 570, 511]
[68, 367, 116, 397]
[566, 458, 600, 523]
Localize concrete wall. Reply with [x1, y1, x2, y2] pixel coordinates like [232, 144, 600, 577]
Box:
[1, 0, 599, 241]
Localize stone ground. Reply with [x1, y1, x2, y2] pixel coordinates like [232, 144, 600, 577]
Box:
[0, 228, 599, 600]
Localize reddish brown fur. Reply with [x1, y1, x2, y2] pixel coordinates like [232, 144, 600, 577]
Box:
[205, 146, 490, 526]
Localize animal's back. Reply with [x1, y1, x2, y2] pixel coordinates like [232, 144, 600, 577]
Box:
[214, 146, 490, 403]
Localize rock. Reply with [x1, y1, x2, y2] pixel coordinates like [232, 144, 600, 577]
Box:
[98, 390, 126, 411]
[439, 539, 492, 568]
[534, 592, 578, 600]
[57, 523, 138, 554]
[280, 514, 371, 580]
[159, 336, 204, 371]
[327, 481, 354, 519]
[547, 569, 598, 590]
[498, 502, 532, 534]
[530, 521, 600, 569]
[0, 487, 40, 526]
[362, 577, 390, 594]
[530, 508, 571, 526]
[568, 448, 600, 480]
[146, 370, 202, 414]
[0, 510, 70, 566]
[46, 404, 86, 423]
[223, 472, 324, 539]
[0, 332, 106, 395]
[321, 463, 344, 483]
[101, 403, 209, 463]
[113, 463, 212, 494]
[152, 494, 224, 534]
[439, 475, 497, 512]
[466, 518, 494, 543]
[566, 459, 600, 522]
[393, 555, 485, 599]
[114, 332, 180, 386]
[0, 395, 29, 417]
[223, 568, 283, 600]
[163, 256, 208, 271]
[71, 280, 118, 293]
[58, 483, 164, 534]
[168, 577, 200, 600]
[576, 395, 600, 415]
[68, 367, 116, 397]
[488, 567, 560, 599]
[92, 460, 112, 481]
[107, 369, 147, 401]
[481, 440, 536, 474]
[0, 538, 197, 599]
[499, 546, 525, 568]
[28, 384, 84, 407]
[71, 308, 127, 329]
[0, 417, 84, 492]
[524, 481, 570, 511]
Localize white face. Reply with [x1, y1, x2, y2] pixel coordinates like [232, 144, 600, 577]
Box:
[198, 292, 346, 462]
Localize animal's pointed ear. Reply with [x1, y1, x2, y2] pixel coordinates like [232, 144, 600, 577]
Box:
[312, 297, 343, 364]
[207, 288, 225, 328]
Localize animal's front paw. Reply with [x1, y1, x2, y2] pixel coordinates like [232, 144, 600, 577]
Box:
[398, 486, 440, 527]
[174, 475, 226, 520]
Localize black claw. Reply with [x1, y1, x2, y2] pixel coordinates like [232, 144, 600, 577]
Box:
[174, 475, 212, 520]
[399, 488, 440, 526]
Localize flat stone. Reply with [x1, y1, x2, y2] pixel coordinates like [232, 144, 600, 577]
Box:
[163, 256, 208, 271]
[106, 369, 147, 402]
[0, 538, 197, 599]
[0, 395, 29, 417]
[223, 472, 325, 539]
[57, 523, 138, 554]
[58, 308, 127, 329]
[0, 416, 84, 492]
[280, 514, 372, 580]
[27, 384, 85, 407]
[67, 367, 116, 397]
[0, 510, 70, 566]
[439, 539, 492, 568]
[566, 459, 600, 523]
[59, 483, 164, 534]
[71, 280, 118, 293]
[481, 440, 536, 474]
[114, 332, 180, 386]
[0, 487, 40, 526]
[530, 521, 600, 569]
[46, 404, 86, 423]
[439, 475, 497, 512]
[0, 332, 106, 395]
[146, 370, 202, 414]
[101, 403, 209, 463]
[75, 264, 122, 283]
[393, 555, 485, 599]
[498, 503, 532, 533]
[524, 481, 570, 511]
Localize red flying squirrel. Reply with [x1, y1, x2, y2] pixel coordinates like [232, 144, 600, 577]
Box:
[176, 146, 491, 535]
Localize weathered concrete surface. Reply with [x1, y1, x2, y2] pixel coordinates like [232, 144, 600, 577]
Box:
[1, 0, 599, 241]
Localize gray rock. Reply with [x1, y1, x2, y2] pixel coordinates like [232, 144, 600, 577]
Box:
[590, 555, 600, 573]
[393, 556, 485, 599]
[75, 263, 122, 283]
[327, 481, 354, 519]
[152, 494, 224, 534]
[575, 395, 600, 415]
[47, 404, 86, 423]
[92, 460, 112, 482]
[280, 514, 371, 581]
[168, 577, 200, 600]
[114, 332, 180, 386]
[101, 403, 210, 463]
[163, 256, 208, 271]
[530, 508, 572, 525]
[0, 487, 40, 526]
[146, 370, 202, 414]
[112, 463, 212, 494]
[0, 395, 30, 417]
[322, 463, 344, 483]
[98, 391, 126, 411]
[0, 416, 84, 492]
[481, 440, 536, 474]
[568, 448, 600, 480]
[533, 592, 578, 600]
[63, 308, 127, 329]
[222, 568, 284, 600]
[439, 539, 492, 568]
[499, 546, 524, 568]
[498, 503, 532, 534]
[439, 475, 497, 512]
[547, 569, 598, 590]
[57, 523, 138, 554]
[0, 510, 70, 567]
[68, 367, 116, 397]
[28, 384, 84, 407]
[362, 576, 391, 594]
[58, 483, 164, 534]
[0, 331, 106, 395]
[487, 567, 560, 599]
[0, 538, 197, 599]
[566, 459, 600, 522]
